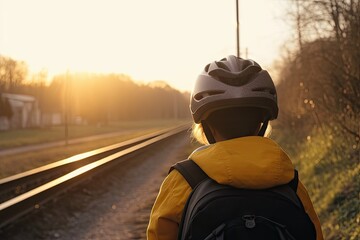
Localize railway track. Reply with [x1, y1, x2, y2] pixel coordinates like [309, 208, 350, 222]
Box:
[0, 123, 190, 230]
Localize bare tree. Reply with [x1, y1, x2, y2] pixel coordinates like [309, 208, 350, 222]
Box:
[284, 0, 360, 141]
[0, 55, 28, 92]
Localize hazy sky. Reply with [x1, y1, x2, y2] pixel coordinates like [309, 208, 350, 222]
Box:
[0, 0, 292, 91]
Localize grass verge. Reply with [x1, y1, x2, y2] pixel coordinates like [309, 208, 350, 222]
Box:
[0, 119, 191, 178]
[0, 119, 189, 149]
[272, 127, 359, 240]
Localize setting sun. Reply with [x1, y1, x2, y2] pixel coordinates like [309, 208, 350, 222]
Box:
[0, 0, 291, 91]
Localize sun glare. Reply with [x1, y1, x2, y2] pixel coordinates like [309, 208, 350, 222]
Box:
[0, 0, 291, 91]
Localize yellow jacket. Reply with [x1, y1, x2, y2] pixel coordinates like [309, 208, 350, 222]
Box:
[147, 136, 324, 240]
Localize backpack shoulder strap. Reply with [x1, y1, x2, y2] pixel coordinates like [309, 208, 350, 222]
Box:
[169, 159, 208, 189]
[269, 169, 304, 210]
[288, 169, 299, 191]
[171, 161, 299, 192]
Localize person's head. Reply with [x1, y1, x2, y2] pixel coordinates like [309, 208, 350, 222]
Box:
[190, 55, 278, 144]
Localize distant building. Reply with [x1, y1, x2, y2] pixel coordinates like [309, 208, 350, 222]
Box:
[41, 112, 63, 126]
[0, 93, 40, 130]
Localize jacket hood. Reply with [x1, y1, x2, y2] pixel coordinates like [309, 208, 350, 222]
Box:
[189, 136, 295, 189]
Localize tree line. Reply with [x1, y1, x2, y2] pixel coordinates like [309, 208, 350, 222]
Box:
[274, 1, 359, 239]
[0, 56, 190, 126]
[276, 0, 359, 143]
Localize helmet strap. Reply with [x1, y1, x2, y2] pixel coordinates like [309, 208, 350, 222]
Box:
[258, 120, 269, 136]
[201, 121, 216, 144]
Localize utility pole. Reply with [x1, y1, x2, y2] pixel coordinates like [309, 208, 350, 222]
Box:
[64, 71, 69, 146]
[236, 0, 240, 57]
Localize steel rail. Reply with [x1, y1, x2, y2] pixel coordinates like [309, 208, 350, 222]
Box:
[0, 124, 188, 202]
[0, 123, 190, 229]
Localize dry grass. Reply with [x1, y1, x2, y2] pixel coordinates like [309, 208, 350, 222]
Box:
[0, 119, 190, 178]
[0, 119, 189, 149]
[272, 127, 359, 240]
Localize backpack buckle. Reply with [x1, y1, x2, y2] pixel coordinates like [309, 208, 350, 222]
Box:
[243, 215, 256, 229]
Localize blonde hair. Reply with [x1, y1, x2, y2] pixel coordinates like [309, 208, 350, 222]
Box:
[191, 122, 272, 145]
[191, 123, 209, 145]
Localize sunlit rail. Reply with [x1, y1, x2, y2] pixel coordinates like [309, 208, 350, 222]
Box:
[0, 123, 190, 229]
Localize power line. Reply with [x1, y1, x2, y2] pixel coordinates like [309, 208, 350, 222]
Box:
[236, 0, 240, 57]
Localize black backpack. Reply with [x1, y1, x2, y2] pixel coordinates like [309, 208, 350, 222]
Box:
[170, 159, 316, 240]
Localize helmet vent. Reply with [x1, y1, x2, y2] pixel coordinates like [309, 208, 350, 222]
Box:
[219, 77, 254, 86]
[194, 90, 225, 101]
[252, 87, 276, 95]
[215, 61, 230, 71]
[204, 64, 210, 72]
